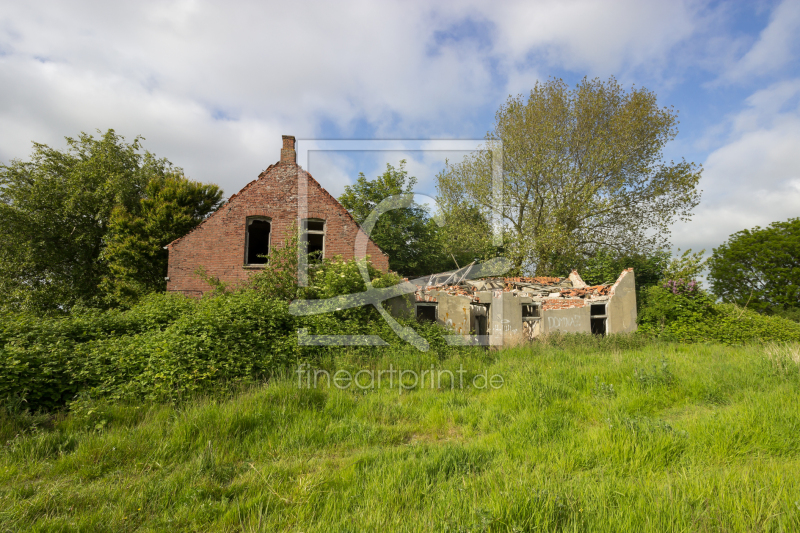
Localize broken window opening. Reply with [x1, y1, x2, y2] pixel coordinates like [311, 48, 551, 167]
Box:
[475, 314, 488, 336]
[591, 318, 606, 336]
[416, 305, 436, 322]
[302, 218, 325, 262]
[305, 220, 325, 232]
[522, 304, 541, 318]
[591, 304, 607, 316]
[245, 217, 271, 265]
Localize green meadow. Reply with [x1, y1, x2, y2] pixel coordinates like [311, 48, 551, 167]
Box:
[2, 337, 799, 532]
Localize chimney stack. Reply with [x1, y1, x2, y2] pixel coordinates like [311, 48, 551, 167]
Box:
[281, 135, 296, 164]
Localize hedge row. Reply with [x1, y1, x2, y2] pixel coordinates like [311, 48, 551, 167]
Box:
[637, 285, 800, 344]
[0, 257, 462, 411]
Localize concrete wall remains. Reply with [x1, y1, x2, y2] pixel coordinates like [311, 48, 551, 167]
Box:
[542, 305, 591, 334]
[607, 269, 637, 334]
[489, 291, 525, 345]
[438, 293, 473, 335]
[413, 267, 637, 344]
[386, 293, 415, 319]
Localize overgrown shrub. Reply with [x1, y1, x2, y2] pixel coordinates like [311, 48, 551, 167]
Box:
[0, 254, 456, 411]
[638, 284, 800, 344]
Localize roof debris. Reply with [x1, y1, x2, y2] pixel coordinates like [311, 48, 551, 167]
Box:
[411, 268, 628, 303]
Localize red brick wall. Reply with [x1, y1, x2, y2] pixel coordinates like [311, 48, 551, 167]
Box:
[166, 139, 389, 296]
[542, 298, 586, 310]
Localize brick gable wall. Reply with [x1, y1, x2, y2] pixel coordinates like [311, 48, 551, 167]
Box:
[166, 138, 389, 296]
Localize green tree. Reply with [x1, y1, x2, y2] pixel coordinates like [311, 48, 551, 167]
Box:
[662, 248, 708, 283]
[435, 203, 498, 271]
[580, 248, 669, 305]
[0, 129, 220, 313]
[101, 174, 223, 306]
[708, 217, 800, 316]
[436, 76, 703, 276]
[578, 247, 706, 312]
[0, 130, 173, 312]
[339, 161, 449, 277]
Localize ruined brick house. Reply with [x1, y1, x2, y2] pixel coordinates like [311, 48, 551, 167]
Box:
[165, 134, 637, 342]
[166, 136, 389, 296]
[410, 268, 637, 343]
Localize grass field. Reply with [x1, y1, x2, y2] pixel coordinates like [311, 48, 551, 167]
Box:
[2, 338, 800, 531]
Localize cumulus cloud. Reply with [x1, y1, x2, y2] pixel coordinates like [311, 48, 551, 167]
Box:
[485, 0, 700, 76]
[0, 0, 709, 197]
[0, 1, 498, 194]
[2, 0, 798, 267]
[716, 0, 800, 84]
[673, 78, 800, 252]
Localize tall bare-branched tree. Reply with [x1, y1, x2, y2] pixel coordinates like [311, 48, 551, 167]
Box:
[436, 77, 703, 276]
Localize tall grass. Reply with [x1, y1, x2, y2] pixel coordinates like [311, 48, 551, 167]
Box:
[2, 339, 799, 531]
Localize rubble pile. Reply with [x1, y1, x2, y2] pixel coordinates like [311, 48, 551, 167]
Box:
[413, 269, 619, 304]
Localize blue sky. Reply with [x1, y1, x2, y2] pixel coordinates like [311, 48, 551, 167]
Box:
[1, 0, 799, 260]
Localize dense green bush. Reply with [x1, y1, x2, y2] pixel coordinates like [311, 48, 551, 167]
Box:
[638, 281, 800, 344]
[708, 217, 800, 315]
[0, 254, 465, 411]
[0, 292, 294, 410]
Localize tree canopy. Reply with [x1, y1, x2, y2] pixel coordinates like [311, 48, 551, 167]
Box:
[580, 248, 668, 303]
[708, 217, 800, 315]
[436, 76, 703, 276]
[0, 129, 222, 313]
[339, 161, 450, 277]
[101, 174, 224, 306]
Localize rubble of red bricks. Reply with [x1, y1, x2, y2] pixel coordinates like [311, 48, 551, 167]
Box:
[411, 271, 615, 307]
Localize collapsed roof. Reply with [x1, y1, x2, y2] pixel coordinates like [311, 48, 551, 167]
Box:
[411, 266, 625, 304]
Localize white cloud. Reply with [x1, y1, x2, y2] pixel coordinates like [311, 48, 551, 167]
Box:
[0, 0, 507, 194]
[486, 0, 699, 75]
[0, 0, 782, 237]
[0, 53, 291, 194]
[717, 0, 800, 84]
[673, 78, 800, 252]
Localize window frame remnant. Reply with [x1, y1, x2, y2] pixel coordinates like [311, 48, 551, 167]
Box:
[590, 303, 607, 335]
[302, 218, 326, 262]
[590, 304, 607, 316]
[245, 216, 272, 266]
[522, 304, 541, 318]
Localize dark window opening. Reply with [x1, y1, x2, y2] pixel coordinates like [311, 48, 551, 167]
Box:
[305, 220, 325, 232]
[303, 233, 324, 262]
[246, 218, 271, 264]
[522, 304, 540, 318]
[591, 318, 606, 335]
[475, 314, 488, 336]
[302, 219, 325, 262]
[591, 304, 607, 316]
[417, 305, 436, 321]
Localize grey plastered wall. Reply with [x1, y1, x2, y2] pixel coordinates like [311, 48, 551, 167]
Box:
[474, 291, 492, 304]
[503, 292, 523, 344]
[542, 305, 591, 333]
[607, 269, 637, 333]
[437, 294, 473, 335]
[385, 294, 415, 319]
[488, 291, 525, 345]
